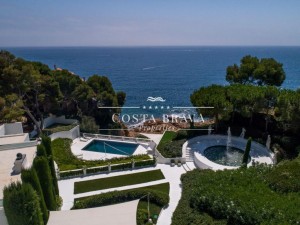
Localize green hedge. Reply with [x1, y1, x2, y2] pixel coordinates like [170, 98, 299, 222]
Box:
[267, 158, 300, 193]
[21, 169, 48, 224]
[111, 162, 132, 171]
[134, 159, 156, 167]
[52, 138, 151, 171]
[3, 182, 44, 225]
[173, 164, 300, 225]
[58, 159, 156, 179]
[86, 166, 108, 174]
[72, 189, 169, 209]
[60, 169, 83, 178]
[33, 156, 57, 210]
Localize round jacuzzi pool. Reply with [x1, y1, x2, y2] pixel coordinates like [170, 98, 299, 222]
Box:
[204, 145, 250, 166]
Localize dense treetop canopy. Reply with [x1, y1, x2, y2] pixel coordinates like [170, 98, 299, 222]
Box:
[226, 55, 286, 86]
[0, 50, 125, 132]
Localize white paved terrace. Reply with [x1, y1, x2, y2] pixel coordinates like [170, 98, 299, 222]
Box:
[58, 163, 191, 225]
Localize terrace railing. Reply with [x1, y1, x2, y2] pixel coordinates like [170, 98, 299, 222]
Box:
[82, 133, 153, 144]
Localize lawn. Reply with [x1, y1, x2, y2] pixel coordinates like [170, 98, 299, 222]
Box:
[52, 138, 151, 171]
[156, 131, 186, 158]
[74, 169, 165, 194]
[43, 123, 77, 134]
[157, 131, 177, 150]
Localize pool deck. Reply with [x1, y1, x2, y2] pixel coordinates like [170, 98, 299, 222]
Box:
[71, 137, 150, 160]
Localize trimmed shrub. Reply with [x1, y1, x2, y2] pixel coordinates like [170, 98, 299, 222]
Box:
[242, 137, 252, 166]
[21, 169, 48, 224]
[135, 159, 156, 167]
[161, 139, 185, 158]
[267, 158, 300, 193]
[174, 130, 188, 140]
[72, 189, 169, 210]
[33, 157, 57, 210]
[3, 182, 44, 225]
[41, 136, 59, 195]
[173, 165, 300, 225]
[111, 162, 132, 171]
[36, 144, 47, 157]
[86, 166, 108, 174]
[41, 135, 52, 156]
[60, 169, 83, 179]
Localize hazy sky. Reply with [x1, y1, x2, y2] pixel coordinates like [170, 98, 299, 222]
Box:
[1, 0, 300, 46]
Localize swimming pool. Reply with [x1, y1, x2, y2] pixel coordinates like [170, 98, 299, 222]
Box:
[82, 140, 139, 156]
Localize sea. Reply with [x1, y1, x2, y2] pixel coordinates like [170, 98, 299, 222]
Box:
[4, 46, 300, 120]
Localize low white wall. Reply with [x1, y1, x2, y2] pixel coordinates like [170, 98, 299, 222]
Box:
[0, 140, 38, 151]
[43, 115, 78, 129]
[2, 122, 23, 135]
[0, 125, 5, 136]
[49, 125, 80, 141]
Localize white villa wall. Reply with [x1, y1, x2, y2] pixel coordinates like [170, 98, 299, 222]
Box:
[49, 125, 80, 141]
[0, 122, 23, 136]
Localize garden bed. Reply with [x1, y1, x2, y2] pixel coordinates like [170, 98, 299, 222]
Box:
[74, 169, 165, 194]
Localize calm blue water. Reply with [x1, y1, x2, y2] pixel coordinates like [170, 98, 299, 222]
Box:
[204, 145, 249, 166]
[4, 46, 300, 117]
[83, 140, 138, 155]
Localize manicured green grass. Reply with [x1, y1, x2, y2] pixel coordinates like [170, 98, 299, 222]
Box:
[44, 123, 77, 134]
[74, 169, 165, 194]
[157, 131, 185, 158]
[52, 138, 150, 171]
[157, 131, 177, 151]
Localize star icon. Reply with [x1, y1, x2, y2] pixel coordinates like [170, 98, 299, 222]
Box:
[167, 106, 170, 109]
[143, 106, 146, 109]
[155, 106, 158, 109]
[149, 106, 152, 109]
[161, 106, 164, 109]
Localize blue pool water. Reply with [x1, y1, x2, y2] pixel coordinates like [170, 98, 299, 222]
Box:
[83, 140, 138, 155]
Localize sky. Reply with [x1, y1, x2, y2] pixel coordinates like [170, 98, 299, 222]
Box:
[0, 0, 300, 47]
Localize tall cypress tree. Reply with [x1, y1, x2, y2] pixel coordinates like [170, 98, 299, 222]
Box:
[33, 156, 57, 210]
[41, 136, 59, 195]
[3, 182, 44, 225]
[21, 168, 49, 223]
[242, 137, 252, 167]
[36, 144, 47, 157]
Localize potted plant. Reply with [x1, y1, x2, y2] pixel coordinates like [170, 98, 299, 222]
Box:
[177, 159, 182, 167]
[170, 159, 175, 167]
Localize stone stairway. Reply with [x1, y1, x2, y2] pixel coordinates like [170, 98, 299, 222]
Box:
[185, 147, 194, 162]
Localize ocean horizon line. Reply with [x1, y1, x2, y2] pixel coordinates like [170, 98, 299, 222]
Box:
[2, 45, 300, 49]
